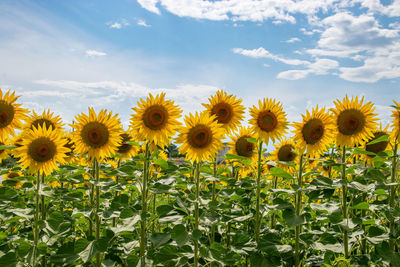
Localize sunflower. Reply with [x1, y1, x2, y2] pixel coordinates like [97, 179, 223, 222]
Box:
[0, 89, 28, 139]
[293, 106, 335, 157]
[227, 127, 256, 161]
[116, 132, 138, 159]
[14, 124, 69, 175]
[71, 108, 122, 161]
[0, 137, 10, 161]
[1, 171, 24, 189]
[202, 90, 245, 133]
[270, 139, 298, 171]
[24, 109, 64, 131]
[390, 100, 400, 141]
[130, 93, 181, 148]
[331, 95, 378, 148]
[363, 124, 390, 164]
[249, 98, 288, 144]
[63, 133, 77, 164]
[175, 112, 225, 163]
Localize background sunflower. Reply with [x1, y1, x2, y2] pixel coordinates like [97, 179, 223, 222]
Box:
[331, 95, 378, 147]
[130, 93, 181, 148]
[176, 112, 224, 163]
[293, 106, 335, 158]
[227, 126, 256, 161]
[24, 109, 64, 131]
[249, 98, 288, 144]
[202, 90, 245, 134]
[0, 89, 28, 139]
[14, 124, 69, 175]
[71, 108, 122, 161]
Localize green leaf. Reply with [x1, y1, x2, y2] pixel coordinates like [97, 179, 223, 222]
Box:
[126, 140, 141, 147]
[0, 145, 17, 150]
[282, 209, 305, 227]
[270, 167, 293, 180]
[171, 224, 189, 247]
[0, 187, 18, 200]
[78, 241, 97, 263]
[351, 202, 369, 210]
[367, 134, 389, 145]
[153, 158, 168, 169]
[149, 233, 171, 248]
[192, 229, 202, 241]
[246, 137, 258, 144]
[224, 153, 250, 160]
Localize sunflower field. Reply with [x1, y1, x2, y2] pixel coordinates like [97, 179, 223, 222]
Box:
[1, 89, 400, 267]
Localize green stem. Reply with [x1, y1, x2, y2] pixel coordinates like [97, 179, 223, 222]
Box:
[34, 172, 41, 267]
[270, 175, 278, 229]
[94, 159, 101, 267]
[112, 160, 121, 227]
[211, 159, 217, 247]
[341, 147, 349, 258]
[194, 161, 201, 267]
[390, 142, 398, 252]
[41, 174, 46, 220]
[295, 154, 304, 267]
[140, 143, 150, 267]
[255, 140, 263, 242]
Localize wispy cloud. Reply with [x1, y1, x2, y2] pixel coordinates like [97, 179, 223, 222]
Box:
[232, 47, 309, 66]
[107, 19, 130, 29]
[285, 37, 301, 43]
[85, 49, 107, 57]
[137, 19, 150, 27]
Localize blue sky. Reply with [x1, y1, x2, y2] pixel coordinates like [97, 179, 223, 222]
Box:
[0, 0, 399, 133]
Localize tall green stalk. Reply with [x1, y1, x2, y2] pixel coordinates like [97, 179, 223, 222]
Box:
[255, 139, 263, 243]
[140, 142, 150, 267]
[34, 172, 41, 267]
[295, 154, 304, 267]
[94, 159, 101, 267]
[211, 159, 217, 245]
[112, 159, 121, 227]
[41, 174, 46, 220]
[341, 147, 349, 258]
[270, 175, 278, 229]
[194, 161, 201, 267]
[389, 141, 398, 252]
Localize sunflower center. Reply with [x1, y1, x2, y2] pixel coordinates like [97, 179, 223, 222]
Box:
[337, 109, 366, 136]
[258, 111, 278, 132]
[211, 102, 233, 124]
[366, 131, 389, 156]
[28, 137, 57, 162]
[187, 124, 212, 148]
[81, 121, 110, 149]
[143, 105, 168, 130]
[302, 118, 325, 145]
[117, 133, 133, 154]
[7, 172, 20, 179]
[235, 136, 254, 158]
[31, 118, 55, 130]
[278, 144, 297, 162]
[0, 101, 15, 128]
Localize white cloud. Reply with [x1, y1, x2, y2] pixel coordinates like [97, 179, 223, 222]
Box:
[136, 0, 344, 23]
[107, 19, 130, 29]
[85, 49, 107, 57]
[137, 19, 150, 27]
[232, 47, 309, 66]
[110, 22, 122, 29]
[285, 37, 301, 43]
[277, 58, 339, 80]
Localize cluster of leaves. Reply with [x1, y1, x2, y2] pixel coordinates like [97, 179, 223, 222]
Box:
[0, 145, 399, 266]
